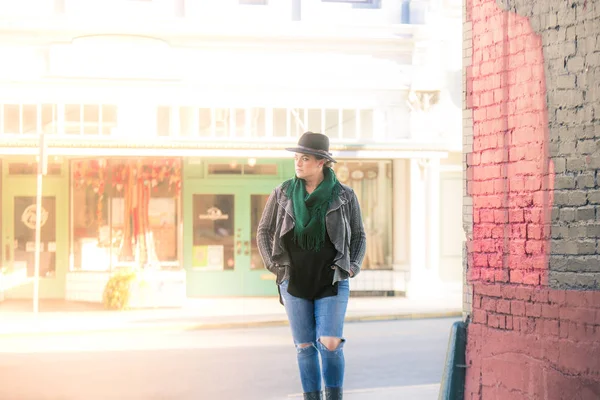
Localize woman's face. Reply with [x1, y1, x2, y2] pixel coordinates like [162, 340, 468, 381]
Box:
[294, 153, 324, 180]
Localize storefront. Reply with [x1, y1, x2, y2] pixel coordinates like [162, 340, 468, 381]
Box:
[1, 157, 69, 300]
[0, 153, 398, 301]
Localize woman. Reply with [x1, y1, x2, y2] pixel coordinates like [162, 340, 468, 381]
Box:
[257, 132, 367, 400]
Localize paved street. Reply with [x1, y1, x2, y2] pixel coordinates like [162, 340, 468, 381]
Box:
[0, 318, 458, 400]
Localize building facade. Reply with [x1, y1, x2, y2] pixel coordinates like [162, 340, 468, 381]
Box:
[0, 0, 463, 303]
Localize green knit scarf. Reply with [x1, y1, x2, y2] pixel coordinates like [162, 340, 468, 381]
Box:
[284, 167, 340, 252]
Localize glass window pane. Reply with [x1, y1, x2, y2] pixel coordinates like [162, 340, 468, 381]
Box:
[13, 196, 56, 277]
[179, 107, 195, 137]
[359, 109, 374, 140]
[3, 105, 19, 134]
[72, 158, 181, 271]
[65, 104, 80, 122]
[323, 109, 339, 137]
[214, 108, 229, 137]
[72, 160, 110, 271]
[198, 108, 211, 137]
[83, 105, 100, 135]
[250, 108, 266, 137]
[64, 104, 81, 134]
[157, 106, 171, 137]
[41, 104, 57, 134]
[147, 165, 178, 263]
[192, 194, 235, 271]
[272, 108, 288, 137]
[22, 105, 38, 133]
[234, 108, 265, 137]
[342, 109, 356, 139]
[231, 108, 244, 137]
[306, 109, 323, 133]
[332, 160, 393, 270]
[101, 105, 117, 135]
[290, 108, 305, 137]
[250, 194, 269, 270]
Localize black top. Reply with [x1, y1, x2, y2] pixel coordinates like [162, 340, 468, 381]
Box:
[284, 230, 338, 300]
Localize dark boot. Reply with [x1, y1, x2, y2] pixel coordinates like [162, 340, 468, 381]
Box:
[324, 387, 342, 400]
[303, 391, 322, 400]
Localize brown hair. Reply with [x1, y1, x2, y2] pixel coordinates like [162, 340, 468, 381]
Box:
[315, 156, 333, 169]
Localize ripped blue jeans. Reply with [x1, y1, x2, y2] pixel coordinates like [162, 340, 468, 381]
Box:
[279, 279, 350, 393]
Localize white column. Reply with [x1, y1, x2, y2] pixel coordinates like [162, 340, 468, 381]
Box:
[408, 158, 427, 298]
[407, 157, 443, 299]
[392, 159, 409, 293]
[426, 157, 441, 280]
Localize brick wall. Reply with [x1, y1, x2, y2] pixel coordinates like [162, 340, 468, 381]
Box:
[464, 0, 600, 398]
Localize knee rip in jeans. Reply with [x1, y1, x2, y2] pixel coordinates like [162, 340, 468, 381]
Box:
[318, 337, 345, 352]
[296, 342, 317, 355]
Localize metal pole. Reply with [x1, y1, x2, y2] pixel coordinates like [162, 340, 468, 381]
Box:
[33, 130, 45, 313]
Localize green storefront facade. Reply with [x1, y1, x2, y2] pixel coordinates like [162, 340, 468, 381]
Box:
[0, 155, 295, 301]
[183, 157, 293, 298]
[1, 157, 69, 300]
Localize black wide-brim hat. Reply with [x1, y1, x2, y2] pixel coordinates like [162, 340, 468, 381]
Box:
[285, 132, 337, 163]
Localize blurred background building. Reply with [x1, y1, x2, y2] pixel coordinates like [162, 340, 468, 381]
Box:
[0, 0, 462, 303]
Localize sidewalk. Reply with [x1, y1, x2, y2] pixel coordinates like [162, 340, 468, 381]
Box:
[0, 293, 462, 337]
[286, 383, 440, 400]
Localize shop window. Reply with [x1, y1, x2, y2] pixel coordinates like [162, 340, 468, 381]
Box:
[192, 194, 235, 271]
[13, 196, 56, 277]
[332, 160, 393, 270]
[71, 158, 181, 271]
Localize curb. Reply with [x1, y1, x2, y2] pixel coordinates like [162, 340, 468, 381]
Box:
[0, 310, 462, 338]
